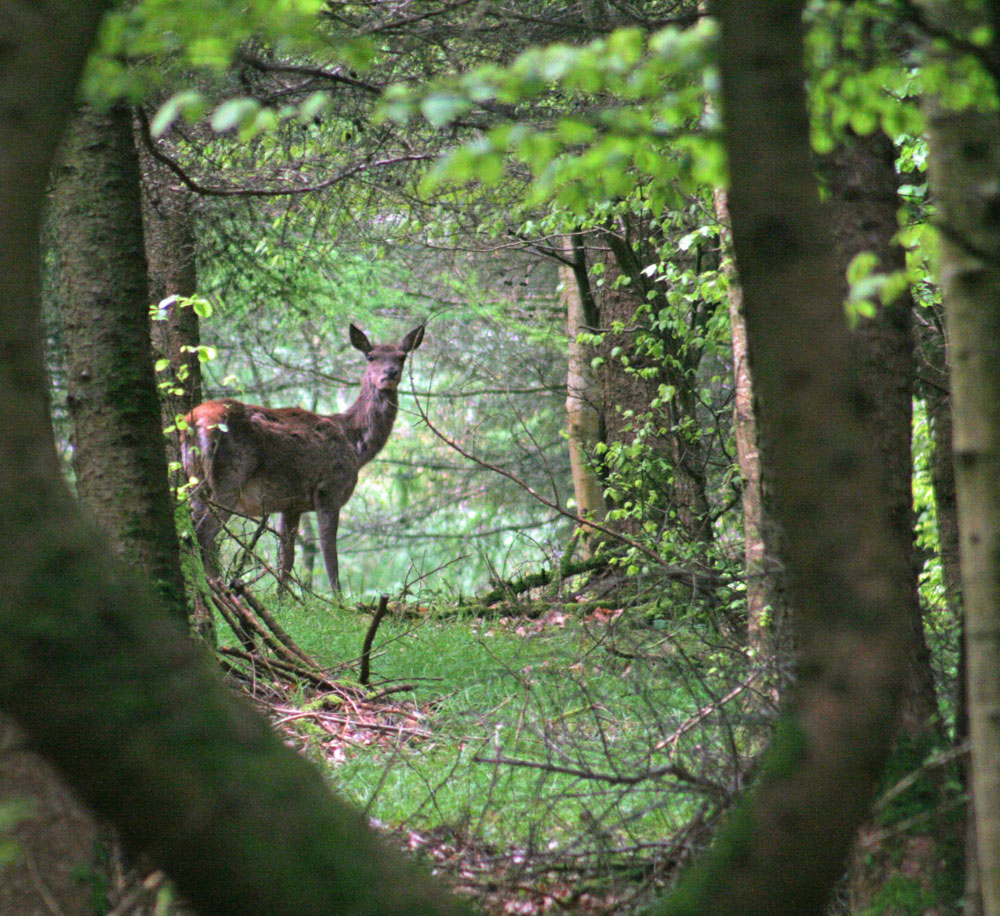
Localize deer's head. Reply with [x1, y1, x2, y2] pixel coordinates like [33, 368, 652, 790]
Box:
[350, 323, 425, 392]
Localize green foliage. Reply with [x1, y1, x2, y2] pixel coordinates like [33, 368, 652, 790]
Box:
[82, 0, 352, 103]
[806, 1, 925, 152]
[379, 20, 720, 214]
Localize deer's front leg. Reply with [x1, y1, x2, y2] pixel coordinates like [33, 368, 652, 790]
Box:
[276, 511, 301, 590]
[189, 490, 227, 579]
[315, 504, 342, 593]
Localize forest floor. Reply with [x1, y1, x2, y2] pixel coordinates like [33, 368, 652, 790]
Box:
[208, 577, 770, 916]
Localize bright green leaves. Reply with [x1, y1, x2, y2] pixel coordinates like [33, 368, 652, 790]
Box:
[381, 20, 720, 215]
[844, 250, 912, 324]
[150, 89, 333, 140]
[82, 0, 370, 105]
[149, 90, 207, 136]
[420, 93, 472, 129]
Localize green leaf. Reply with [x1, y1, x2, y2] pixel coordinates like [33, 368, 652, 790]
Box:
[190, 297, 213, 319]
[420, 93, 471, 128]
[211, 98, 259, 134]
[298, 91, 330, 123]
[846, 251, 879, 285]
[150, 91, 205, 138]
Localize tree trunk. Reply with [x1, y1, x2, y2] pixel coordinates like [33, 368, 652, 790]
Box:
[594, 224, 714, 547]
[50, 103, 188, 624]
[713, 188, 784, 678]
[0, 7, 464, 915]
[656, 3, 911, 912]
[826, 131, 941, 732]
[925, 94, 1000, 916]
[138, 125, 203, 480]
[561, 237, 606, 556]
[825, 127, 961, 912]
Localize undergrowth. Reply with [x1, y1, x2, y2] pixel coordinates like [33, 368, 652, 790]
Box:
[219, 587, 764, 908]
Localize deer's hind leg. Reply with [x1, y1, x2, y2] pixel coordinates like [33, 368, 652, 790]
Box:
[276, 510, 301, 591]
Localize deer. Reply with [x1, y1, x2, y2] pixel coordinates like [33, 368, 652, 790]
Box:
[180, 323, 424, 592]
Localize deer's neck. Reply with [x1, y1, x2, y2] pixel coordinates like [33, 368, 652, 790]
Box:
[341, 382, 398, 466]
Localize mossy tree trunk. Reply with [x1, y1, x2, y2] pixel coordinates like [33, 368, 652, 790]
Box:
[655, 3, 911, 912]
[51, 103, 188, 624]
[0, 7, 464, 916]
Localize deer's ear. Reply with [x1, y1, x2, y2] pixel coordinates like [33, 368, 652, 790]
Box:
[401, 325, 425, 353]
[349, 323, 372, 354]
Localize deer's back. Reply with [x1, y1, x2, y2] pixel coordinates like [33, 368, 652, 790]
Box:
[182, 399, 359, 515]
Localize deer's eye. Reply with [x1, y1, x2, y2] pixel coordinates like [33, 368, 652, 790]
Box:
[367, 354, 374, 362]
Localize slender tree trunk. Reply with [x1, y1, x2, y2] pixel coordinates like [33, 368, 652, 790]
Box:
[925, 94, 1000, 916]
[713, 188, 783, 675]
[51, 103, 188, 624]
[562, 237, 606, 556]
[656, 3, 910, 912]
[0, 8, 465, 915]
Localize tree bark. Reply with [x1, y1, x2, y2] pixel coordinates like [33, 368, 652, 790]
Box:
[562, 237, 607, 556]
[825, 131, 941, 734]
[593, 220, 715, 547]
[656, 3, 910, 912]
[138, 126, 203, 480]
[713, 188, 783, 675]
[0, 7, 463, 916]
[925, 94, 1000, 916]
[51, 103, 188, 624]
[825, 126, 961, 912]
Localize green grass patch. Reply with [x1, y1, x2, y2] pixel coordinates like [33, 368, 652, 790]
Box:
[237, 593, 752, 857]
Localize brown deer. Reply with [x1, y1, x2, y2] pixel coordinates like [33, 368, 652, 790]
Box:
[180, 323, 424, 591]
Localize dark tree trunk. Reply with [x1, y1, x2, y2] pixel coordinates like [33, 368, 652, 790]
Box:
[825, 129, 961, 912]
[655, 3, 911, 913]
[50, 104, 188, 624]
[825, 132, 940, 733]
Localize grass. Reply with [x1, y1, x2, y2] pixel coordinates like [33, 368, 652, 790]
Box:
[235, 591, 751, 861]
